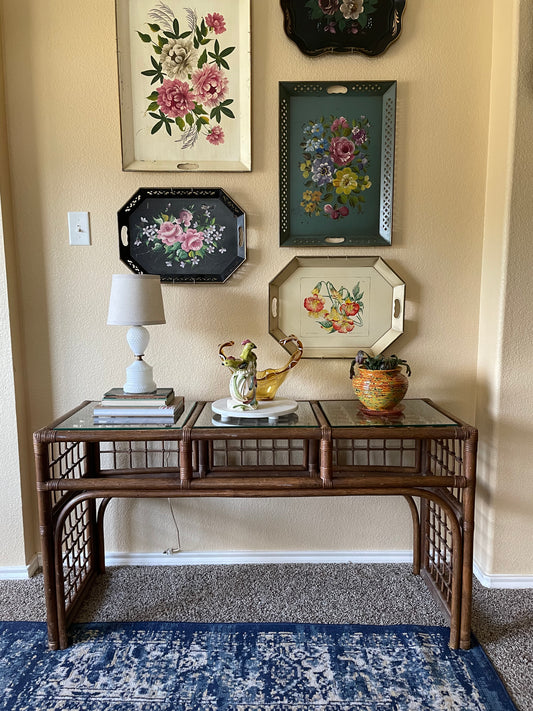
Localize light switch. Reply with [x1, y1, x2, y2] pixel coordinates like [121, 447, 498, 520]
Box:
[68, 212, 91, 246]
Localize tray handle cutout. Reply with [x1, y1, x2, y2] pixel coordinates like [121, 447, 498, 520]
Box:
[176, 163, 199, 171]
[393, 298, 403, 322]
[327, 84, 348, 95]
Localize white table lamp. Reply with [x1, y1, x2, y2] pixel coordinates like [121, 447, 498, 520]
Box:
[107, 274, 166, 393]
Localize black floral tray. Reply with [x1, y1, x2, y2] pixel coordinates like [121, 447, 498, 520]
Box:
[280, 0, 406, 57]
[117, 188, 246, 283]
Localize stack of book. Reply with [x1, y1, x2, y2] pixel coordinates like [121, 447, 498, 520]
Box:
[93, 388, 184, 424]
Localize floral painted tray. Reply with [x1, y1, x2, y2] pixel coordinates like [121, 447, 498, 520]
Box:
[280, 0, 406, 57]
[117, 188, 246, 283]
[269, 256, 405, 358]
[279, 81, 397, 247]
[115, 0, 251, 172]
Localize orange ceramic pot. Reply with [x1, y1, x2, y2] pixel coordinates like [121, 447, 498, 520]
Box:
[351, 367, 409, 413]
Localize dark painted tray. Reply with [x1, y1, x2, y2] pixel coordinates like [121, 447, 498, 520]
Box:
[280, 0, 406, 57]
[117, 188, 246, 283]
[279, 81, 396, 247]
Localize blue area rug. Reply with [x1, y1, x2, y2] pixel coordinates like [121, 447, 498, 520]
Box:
[0, 621, 516, 710]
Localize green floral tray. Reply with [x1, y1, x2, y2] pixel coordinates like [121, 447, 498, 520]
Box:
[279, 81, 397, 247]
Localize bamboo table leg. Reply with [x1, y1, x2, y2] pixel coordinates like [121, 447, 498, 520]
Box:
[460, 428, 477, 649]
[34, 434, 60, 650]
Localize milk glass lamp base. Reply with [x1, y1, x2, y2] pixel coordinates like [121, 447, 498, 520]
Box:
[124, 359, 157, 394]
[122, 324, 157, 393]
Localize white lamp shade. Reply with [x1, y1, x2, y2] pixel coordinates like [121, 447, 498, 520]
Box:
[107, 274, 165, 326]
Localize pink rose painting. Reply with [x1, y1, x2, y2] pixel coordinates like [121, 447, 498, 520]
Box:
[181, 228, 205, 252]
[206, 125, 225, 145]
[158, 221, 183, 245]
[179, 209, 193, 227]
[329, 136, 356, 167]
[191, 64, 229, 109]
[139, 5, 237, 149]
[135, 202, 228, 271]
[156, 79, 195, 119]
[205, 12, 226, 35]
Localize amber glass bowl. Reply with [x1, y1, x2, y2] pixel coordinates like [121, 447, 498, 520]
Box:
[256, 336, 303, 401]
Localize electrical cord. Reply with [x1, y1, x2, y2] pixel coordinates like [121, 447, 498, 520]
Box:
[162, 497, 181, 555]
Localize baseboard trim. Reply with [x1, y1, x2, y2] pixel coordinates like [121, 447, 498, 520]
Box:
[0, 554, 41, 580]
[101, 553, 533, 588]
[4, 552, 532, 588]
[473, 562, 533, 589]
[104, 549, 415, 567]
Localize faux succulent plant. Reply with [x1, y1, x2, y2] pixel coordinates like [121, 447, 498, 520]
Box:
[349, 350, 412, 379]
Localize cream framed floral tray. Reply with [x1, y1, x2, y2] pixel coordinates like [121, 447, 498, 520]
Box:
[279, 81, 397, 247]
[269, 256, 405, 358]
[117, 188, 246, 282]
[115, 0, 251, 172]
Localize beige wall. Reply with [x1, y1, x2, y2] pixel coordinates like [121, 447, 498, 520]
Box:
[0, 22, 32, 567]
[476, 0, 533, 576]
[2, 0, 529, 574]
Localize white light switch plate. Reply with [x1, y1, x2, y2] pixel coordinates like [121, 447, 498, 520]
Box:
[68, 212, 91, 246]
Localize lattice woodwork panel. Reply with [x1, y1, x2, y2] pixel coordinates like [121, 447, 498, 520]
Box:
[425, 500, 454, 606]
[98, 440, 180, 472]
[60, 500, 92, 608]
[48, 442, 88, 506]
[427, 438, 464, 504]
[209, 438, 306, 470]
[332, 438, 417, 470]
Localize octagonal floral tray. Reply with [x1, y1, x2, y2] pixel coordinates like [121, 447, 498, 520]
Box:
[269, 256, 405, 358]
[117, 188, 246, 283]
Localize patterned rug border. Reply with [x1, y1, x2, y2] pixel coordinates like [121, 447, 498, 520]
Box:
[0, 621, 517, 711]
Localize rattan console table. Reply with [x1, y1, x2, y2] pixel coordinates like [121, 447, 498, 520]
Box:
[34, 398, 477, 650]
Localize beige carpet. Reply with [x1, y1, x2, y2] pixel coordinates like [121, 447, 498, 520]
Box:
[0, 563, 531, 710]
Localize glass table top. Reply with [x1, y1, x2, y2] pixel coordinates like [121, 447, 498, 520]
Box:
[52, 399, 459, 432]
[53, 401, 195, 431]
[193, 401, 320, 429]
[320, 399, 459, 428]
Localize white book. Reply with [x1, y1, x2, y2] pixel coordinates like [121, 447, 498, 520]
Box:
[93, 401, 182, 417]
[93, 416, 177, 425]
